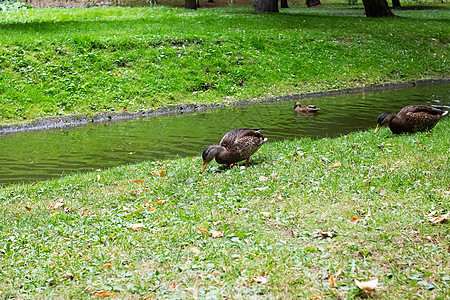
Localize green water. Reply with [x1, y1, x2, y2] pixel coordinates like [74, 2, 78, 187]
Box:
[0, 83, 449, 185]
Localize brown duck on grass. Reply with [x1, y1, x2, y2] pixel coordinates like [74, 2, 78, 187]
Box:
[374, 105, 448, 134]
[294, 101, 320, 113]
[201, 129, 267, 173]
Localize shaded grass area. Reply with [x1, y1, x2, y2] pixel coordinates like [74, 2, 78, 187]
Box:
[0, 120, 448, 298]
[0, 4, 449, 124]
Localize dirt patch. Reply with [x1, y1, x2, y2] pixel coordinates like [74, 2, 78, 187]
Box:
[1, 78, 449, 134]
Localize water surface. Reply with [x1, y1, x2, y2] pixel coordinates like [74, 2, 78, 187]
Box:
[1, 83, 449, 185]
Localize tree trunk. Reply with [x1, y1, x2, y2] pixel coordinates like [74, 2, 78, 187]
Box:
[281, 0, 289, 8]
[254, 0, 279, 12]
[208, 0, 214, 3]
[185, 0, 197, 9]
[392, 0, 401, 8]
[361, 0, 395, 17]
[306, 0, 320, 7]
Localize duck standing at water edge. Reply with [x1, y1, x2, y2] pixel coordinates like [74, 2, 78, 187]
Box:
[201, 129, 267, 173]
[374, 105, 448, 134]
[294, 101, 320, 113]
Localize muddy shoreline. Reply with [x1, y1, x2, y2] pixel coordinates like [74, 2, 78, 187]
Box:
[1, 78, 449, 134]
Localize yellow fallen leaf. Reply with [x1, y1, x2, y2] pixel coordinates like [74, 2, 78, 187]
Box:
[129, 223, 144, 231]
[329, 275, 336, 288]
[362, 178, 371, 183]
[261, 212, 272, 218]
[148, 206, 157, 212]
[130, 179, 145, 183]
[92, 290, 116, 298]
[60, 238, 70, 242]
[332, 162, 341, 168]
[254, 275, 268, 284]
[102, 263, 112, 269]
[309, 295, 322, 299]
[349, 215, 360, 223]
[198, 228, 209, 234]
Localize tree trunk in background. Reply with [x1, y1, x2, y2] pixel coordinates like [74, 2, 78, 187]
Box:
[392, 0, 401, 8]
[306, 0, 321, 7]
[254, 0, 279, 12]
[281, 0, 289, 8]
[362, 0, 395, 17]
[185, 0, 197, 9]
[208, 0, 214, 3]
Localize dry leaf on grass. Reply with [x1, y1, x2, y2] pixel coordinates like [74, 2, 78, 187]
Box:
[129, 223, 144, 231]
[189, 246, 201, 255]
[198, 228, 209, 234]
[130, 179, 144, 183]
[355, 278, 378, 296]
[349, 215, 359, 224]
[254, 275, 268, 284]
[261, 212, 272, 218]
[332, 162, 341, 168]
[428, 212, 449, 224]
[210, 230, 223, 238]
[102, 263, 112, 269]
[309, 295, 322, 299]
[92, 290, 116, 298]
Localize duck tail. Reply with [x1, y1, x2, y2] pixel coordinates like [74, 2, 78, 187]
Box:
[442, 111, 448, 117]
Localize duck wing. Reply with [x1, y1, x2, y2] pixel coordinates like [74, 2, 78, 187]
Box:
[220, 129, 264, 149]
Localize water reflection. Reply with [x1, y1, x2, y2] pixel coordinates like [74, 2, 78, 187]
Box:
[0, 83, 449, 185]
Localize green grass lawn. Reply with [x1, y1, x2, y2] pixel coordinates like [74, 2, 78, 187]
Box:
[0, 2, 449, 124]
[0, 119, 448, 298]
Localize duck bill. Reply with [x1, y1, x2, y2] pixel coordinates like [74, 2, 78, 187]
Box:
[374, 124, 382, 133]
[200, 162, 209, 173]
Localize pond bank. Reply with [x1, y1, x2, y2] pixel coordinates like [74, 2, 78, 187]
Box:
[1, 78, 449, 134]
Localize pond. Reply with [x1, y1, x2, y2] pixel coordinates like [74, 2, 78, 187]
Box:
[0, 83, 449, 186]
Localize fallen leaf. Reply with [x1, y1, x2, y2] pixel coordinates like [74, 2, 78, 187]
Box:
[362, 178, 371, 183]
[329, 275, 336, 288]
[332, 162, 341, 168]
[159, 168, 167, 176]
[254, 275, 268, 284]
[130, 179, 144, 183]
[66, 272, 74, 280]
[25, 206, 32, 211]
[379, 189, 387, 196]
[429, 212, 449, 224]
[210, 230, 223, 238]
[102, 263, 112, 269]
[355, 278, 378, 296]
[259, 176, 269, 181]
[349, 215, 359, 223]
[156, 199, 166, 204]
[189, 246, 201, 255]
[60, 238, 70, 242]
[198, 228, 209, 234]
[212, 221, 222, 226]
[261, 212, 272, 218]
[53, 202, 65, 210]
[309, 295, 322, 299]
[148, 206, 157, 212]
[92, 290, 116, 298]
[129, 223, 144, 231]
[254, 186, 269, 191]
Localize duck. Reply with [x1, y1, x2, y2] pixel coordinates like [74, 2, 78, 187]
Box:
[201, 129, 267, 173]
[294, 101, 320, 113]
[374, 105, 448, 134]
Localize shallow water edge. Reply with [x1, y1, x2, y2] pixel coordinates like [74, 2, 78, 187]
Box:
[2, 78, 449, 134]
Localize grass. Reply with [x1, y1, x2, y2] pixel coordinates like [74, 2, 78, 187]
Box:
[0, 119, 448, 298]
[0, 2, 449, 124]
